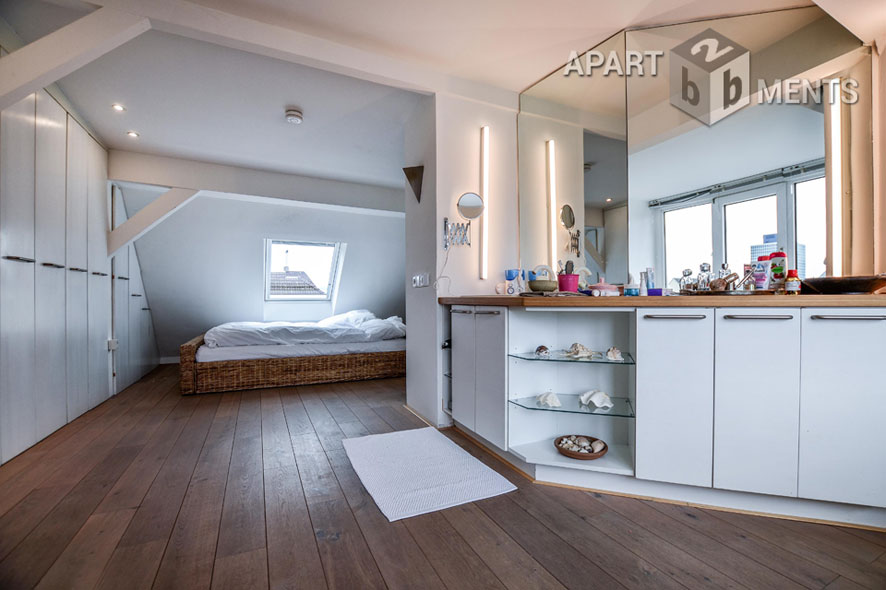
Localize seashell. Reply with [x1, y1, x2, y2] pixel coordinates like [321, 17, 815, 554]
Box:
[536, 391, 561, 408]
[579, 448, 588, 453]
[575, 436, 591, 448]
[579, 390, 613, 409]
[606, 346, 623, 361]
[535, 345, 550, 358]
[565, 342, 596, 358]
[591, 440, 606, 453]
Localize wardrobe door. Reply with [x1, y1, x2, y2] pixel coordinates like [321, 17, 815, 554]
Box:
[129, 246, 145, 381]
[87, 136, 111, 408]
[66, 118, 89, 420]
[34, 91, 68, 437]
[114, 242, 131, 392]
[0, 93, 37, 462]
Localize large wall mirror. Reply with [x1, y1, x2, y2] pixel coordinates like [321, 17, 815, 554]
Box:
[518, 7, 873, 287]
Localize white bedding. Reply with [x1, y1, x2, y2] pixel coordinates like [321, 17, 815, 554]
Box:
[203, 310, 406, 348]
[195, 338, 406, 362]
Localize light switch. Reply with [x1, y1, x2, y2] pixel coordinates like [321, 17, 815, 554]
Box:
[412, 272, 430, 288]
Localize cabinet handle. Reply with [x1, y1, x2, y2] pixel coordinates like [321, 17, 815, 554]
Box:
[810, 315, 886, 321]
[117, 276, 130, 280]
[450, 309, 473, 314]
[41, 262, 65, 269]
[91, 271, 109, 277]
[131, 293, 143, 297]
[68, 267, 88, 273]
[643, 314, 707, 320]
[141, 307, 151, 311]
[2, 255, 35, 263]
[475, 310, 501, 315]
[723, 314, 794, 320]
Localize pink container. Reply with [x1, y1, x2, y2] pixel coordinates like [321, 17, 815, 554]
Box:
[558, 274, 579, 292]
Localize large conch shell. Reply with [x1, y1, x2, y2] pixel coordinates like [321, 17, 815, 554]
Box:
[536, 391, 561, 408]
[606, 346, 623, 361]
[579, 390, 614, 409]
[565, 342, 596, 358]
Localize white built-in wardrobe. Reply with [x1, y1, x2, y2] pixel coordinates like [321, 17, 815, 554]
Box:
[0, 89, 159, 464]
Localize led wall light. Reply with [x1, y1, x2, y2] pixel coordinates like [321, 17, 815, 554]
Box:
[480, 125, 490, 280]
[546, 139, 557, 269]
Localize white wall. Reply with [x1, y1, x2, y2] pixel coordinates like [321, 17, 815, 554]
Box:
[876, 50, 885, 273]
[127, 193, 406, 358]
[603, 205, 629, 284]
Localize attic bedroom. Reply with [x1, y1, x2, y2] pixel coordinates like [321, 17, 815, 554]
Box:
[0, 0, 885, 589]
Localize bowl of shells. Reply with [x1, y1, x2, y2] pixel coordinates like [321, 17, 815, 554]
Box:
[554, 435, 608, 460]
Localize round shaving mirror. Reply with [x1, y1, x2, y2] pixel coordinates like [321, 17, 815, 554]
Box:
[457, 192, 484, 219]
[560, 204, 575, 229]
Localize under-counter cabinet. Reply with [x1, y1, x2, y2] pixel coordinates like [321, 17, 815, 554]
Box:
[798, 308, 886, 508]
[635, 309, 714, 487]
[714, 309, 800, 496]
[450, 305, 508, 450]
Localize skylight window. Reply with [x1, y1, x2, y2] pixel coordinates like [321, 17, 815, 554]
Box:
[264, 240, 342, 301]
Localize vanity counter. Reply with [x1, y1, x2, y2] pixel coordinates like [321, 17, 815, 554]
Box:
[438, 294, 886, 308]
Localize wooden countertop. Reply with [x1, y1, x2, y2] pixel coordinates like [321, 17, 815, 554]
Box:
[438, 294, 886, 308]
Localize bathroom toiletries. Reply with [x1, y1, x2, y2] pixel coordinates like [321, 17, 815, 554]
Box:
[679, 269, 696, 292]
[785, 269, 801, 295]
[753, 256, 771, 290]
[718, 263, 731, 279]
[769, 249, 788, 292]
[697, 263, 713, 291]
[639, 271, 648, 296]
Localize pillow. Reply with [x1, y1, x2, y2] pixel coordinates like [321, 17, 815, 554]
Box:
[317, 309, 376, 327]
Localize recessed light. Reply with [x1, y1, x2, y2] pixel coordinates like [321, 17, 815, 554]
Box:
[111, 103, 126, 112]
[285, 108, 304, 124]
[126, 131, 139, 138]
[605, 198, 612, 203]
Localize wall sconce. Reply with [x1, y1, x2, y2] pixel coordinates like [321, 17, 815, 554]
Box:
[546, 139, 557, 269]
[480, 125, 489, 279]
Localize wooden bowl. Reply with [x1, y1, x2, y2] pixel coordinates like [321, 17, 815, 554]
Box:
[528, 279, 558, 292]
[553, 435, 608, 460]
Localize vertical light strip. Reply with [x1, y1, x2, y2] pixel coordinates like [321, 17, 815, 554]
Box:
[480, 125, 490, 279]
[546, 140, 557, 269]
[829, 80, 843, 277]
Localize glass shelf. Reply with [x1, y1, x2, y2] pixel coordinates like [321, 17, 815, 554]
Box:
[509, 350, 634, 365]
[509, 394, 634, 418]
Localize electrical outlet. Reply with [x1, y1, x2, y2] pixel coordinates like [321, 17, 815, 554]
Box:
[412, 272, 430, 288]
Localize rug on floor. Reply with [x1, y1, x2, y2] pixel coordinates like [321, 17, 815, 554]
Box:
[342, 427, 517, 521]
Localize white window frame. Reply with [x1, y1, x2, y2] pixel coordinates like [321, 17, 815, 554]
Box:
[263, 239, 343, 301]
[655, 167, 825, 281]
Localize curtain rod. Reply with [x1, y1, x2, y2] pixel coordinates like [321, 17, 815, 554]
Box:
[648, 158, 825, 209]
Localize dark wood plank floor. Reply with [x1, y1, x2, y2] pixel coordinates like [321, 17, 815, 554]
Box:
[0, 365, 884, 590]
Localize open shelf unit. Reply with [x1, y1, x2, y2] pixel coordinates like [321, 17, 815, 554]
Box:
[510, 439, 635, 476]
[509, 394, 634, 418]
[509, 351, 634, 365]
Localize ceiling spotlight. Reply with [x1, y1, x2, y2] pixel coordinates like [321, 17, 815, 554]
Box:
[112, 103, 126, 112]
[126, 131, 139, 138]
[285, 108, 304, 125]
[605, 198, 612, 203]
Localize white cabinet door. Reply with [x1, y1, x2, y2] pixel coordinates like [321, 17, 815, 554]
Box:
[799, 308, 886, 508]
[86, 135, 109, 273]
[34, 91, 68, 437]
[474, 307, 508, 450]
[86, 135, 111, 408]
[636, 309, 714, 487]
[114, 249, 131, 392]
[714, 309, 800, 496]
[66, 117, 88, 270]
[66, 118, 89, 420]
[0, 94, 37, 462]
[451, 306, 476, 430]
[129, 247, 145, 380]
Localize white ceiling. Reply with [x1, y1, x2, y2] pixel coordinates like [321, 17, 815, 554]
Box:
[189, 0, 813, 92]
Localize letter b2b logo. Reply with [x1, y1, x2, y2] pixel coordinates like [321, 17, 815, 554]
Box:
[669, 28, 750, 126]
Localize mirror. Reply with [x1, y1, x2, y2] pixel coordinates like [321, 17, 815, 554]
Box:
[519, 31, 627, 283]
[457, 192, 484, 219]
[560, 204, 575, 229]
[518, 8, 873, 288]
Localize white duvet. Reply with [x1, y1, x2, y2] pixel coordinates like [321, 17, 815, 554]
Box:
[203, 309, 406, 348]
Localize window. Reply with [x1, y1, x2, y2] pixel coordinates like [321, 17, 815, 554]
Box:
[264, 240, 342, 301]
[795, 177, 827, 279]
[664, 204, 712, 282]
[724, 194, 777, 272]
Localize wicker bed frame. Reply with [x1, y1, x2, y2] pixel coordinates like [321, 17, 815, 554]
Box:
[179, 334, 406, 395]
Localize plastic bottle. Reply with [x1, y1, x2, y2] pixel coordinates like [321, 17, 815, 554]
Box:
[769, 249, 788, 292]
[785, 269, 801, 295]
[753, 256, 771, 290]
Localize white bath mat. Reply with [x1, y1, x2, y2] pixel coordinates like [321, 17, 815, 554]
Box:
[342, 427, 516, 521]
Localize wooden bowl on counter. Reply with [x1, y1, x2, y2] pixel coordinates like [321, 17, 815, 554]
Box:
[554, 435, 608, 460]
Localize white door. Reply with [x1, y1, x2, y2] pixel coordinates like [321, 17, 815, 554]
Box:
[636, 309, 714, 487]
[799, 308, 886, 507]
[66, 118, 89, 420]
[714, 309, 800, 496]
[114, 247, 131, 392]
[34, 91, 68, 438]
[474, 307, 508, 450]
[451, 306, 476, 430]
[0, 94, 37, 462]
[86, 136, 111, 408]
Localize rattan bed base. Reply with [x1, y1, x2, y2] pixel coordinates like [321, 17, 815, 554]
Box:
[180, 334, 406, 395]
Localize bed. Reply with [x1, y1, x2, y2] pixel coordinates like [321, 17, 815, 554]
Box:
[180, 310, 406, 394]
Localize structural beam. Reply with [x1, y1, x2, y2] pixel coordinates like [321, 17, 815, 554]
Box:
[108, 187, 198, 255]
[0, 6, 150, 111]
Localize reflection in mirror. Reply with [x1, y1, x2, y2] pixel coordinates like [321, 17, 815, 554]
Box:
[560, 204, 575, 229]
[519, 32, 628, 284]
[456, 192, 484, 219]
[626, 7, 872, 287]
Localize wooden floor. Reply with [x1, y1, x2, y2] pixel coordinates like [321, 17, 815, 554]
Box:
[0, 366, 884, 590]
